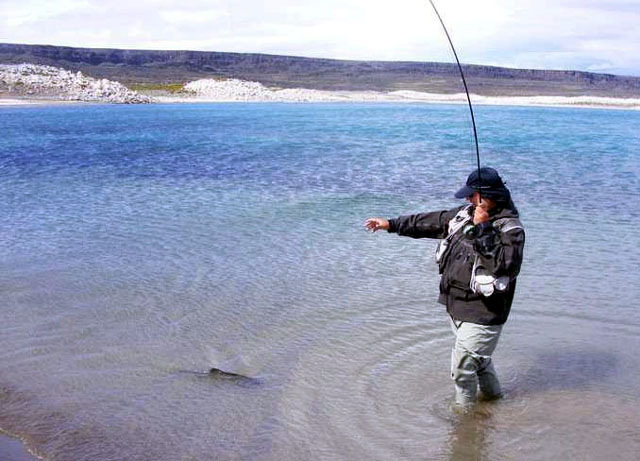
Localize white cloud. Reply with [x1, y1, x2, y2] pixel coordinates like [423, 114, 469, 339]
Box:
[159, 9, 228, 25]
[1, 0, 94, 27]
[1, 0, 639, 76]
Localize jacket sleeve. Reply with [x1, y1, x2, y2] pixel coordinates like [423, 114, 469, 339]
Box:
[472, 222, 525, 278]
[388, 208, 459, 239]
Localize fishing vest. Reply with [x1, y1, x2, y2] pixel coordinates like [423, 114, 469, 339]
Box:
[435, 205, 523, 297]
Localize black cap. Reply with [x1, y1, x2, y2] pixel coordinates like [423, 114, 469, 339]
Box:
[454, 167, 510, 200]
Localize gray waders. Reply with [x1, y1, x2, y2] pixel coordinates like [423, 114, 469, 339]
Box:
[450, 318, 503, 406]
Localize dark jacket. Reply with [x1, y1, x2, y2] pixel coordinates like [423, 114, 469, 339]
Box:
[387, 202, 525, 325]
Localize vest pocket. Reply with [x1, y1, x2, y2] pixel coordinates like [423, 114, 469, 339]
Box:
[443, 244, 475, 292]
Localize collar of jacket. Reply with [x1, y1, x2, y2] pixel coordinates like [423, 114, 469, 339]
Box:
[486, 200, 519, 221]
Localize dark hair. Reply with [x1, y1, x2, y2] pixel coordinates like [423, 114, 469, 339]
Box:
[482, 188, 511, 204]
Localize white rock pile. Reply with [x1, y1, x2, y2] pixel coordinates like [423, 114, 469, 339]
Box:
[0, 64, 151, 104]
[182, 78, 343, 102]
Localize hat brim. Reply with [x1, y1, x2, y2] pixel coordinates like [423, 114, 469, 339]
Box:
[454, 185, 474, 199]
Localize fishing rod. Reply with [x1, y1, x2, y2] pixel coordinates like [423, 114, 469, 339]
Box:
[427, 0, 483, 195]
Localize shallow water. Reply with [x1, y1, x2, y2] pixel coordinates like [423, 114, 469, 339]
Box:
[1, 103, 639, 460]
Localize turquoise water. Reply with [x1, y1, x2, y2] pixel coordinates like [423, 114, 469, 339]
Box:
[1, 102, 639, 460]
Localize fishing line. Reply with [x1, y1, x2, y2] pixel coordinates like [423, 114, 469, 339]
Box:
[427, 0, 483, 192]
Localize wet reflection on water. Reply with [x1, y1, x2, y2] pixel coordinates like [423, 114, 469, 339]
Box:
[446, 404, 492, 461]
[443, 348, 631, 461]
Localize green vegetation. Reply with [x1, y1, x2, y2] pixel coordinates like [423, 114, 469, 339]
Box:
[128, 82, 186, 93]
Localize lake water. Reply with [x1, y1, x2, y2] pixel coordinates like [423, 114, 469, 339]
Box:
[1, 102, 639, 460]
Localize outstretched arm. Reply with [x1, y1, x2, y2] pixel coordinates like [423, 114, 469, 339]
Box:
[364, 208, 460, 239]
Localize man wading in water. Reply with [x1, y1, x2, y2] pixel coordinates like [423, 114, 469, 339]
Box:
[364, 167, 525, 408]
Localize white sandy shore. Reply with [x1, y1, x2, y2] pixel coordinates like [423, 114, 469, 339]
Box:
[155, 78, 640, 110]
[2, 65, 639, 110]
[157, 91, 640, 110]
[0, 98, 79, 106]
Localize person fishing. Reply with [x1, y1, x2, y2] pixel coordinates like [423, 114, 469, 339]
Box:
[363, 167, 525, 408]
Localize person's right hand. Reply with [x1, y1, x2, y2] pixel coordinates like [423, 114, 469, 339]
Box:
[363, 218, 389, 233]
[473, 203, 490, 225]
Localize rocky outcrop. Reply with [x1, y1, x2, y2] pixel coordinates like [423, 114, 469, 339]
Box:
[2, 43, 640, 97]
[181, 78, 345, 102]
[0, 64, 151, 103]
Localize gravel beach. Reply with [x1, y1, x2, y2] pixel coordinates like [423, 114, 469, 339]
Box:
[2, 64, 640, 109]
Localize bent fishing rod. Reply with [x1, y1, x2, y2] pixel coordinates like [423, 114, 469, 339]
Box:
[427, 0, 483, 195]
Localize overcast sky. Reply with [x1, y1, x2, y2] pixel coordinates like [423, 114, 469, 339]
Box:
[2, 0, 640, 76]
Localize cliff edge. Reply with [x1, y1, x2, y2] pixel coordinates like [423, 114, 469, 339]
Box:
[2, 43, 640, 98]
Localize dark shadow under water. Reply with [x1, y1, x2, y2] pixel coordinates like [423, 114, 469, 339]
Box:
[509, 348, 618, 394]
[175, 368, 262, 388]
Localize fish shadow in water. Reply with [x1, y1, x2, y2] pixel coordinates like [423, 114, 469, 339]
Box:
[507, 348, 618, 394]
[177, 367, 262, 388]
[208, 367, 256, 381]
